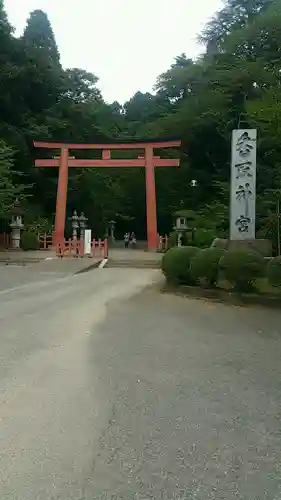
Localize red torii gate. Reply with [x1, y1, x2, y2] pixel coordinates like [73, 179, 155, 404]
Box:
[33, 139, 181, 251]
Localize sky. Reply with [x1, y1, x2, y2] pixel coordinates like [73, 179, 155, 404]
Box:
[4, 0, 222, 104]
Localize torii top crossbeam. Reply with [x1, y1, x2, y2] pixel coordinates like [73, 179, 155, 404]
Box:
[34, 139, 181, 250]
[34, 139, 180, 150]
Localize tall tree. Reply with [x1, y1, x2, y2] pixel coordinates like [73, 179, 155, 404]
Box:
[156, 54, 194, 103]
[21, 9, 64, 114]
[63, 68, 102, 103]
[201, 0, 273, 50]
[0, 0, 12, 36]
[0, 141, 27, 219]
[22, 9, 60, 66]
[0, 0, 18, 124]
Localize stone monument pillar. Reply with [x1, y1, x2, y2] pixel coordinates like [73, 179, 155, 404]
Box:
[229, 129, 271, 255]
[230, 129, 257, 240]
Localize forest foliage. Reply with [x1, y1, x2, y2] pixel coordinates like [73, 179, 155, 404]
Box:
[1, 0, 281, 243]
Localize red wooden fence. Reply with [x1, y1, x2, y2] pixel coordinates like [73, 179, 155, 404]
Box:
[0, 233, 11, 249]
[1, 231, 167, 254]
[56, 238, 108, 259]
[158, 235, 168, 252]
[38, 232, 55, 250]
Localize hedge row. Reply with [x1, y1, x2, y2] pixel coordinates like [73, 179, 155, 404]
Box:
[162, 246, 281, 293]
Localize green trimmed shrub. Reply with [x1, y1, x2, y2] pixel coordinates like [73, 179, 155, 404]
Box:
[192, 228, 217, 248]
[167, 231, 178, 249]
[161, 246, 201, 285]
[190, 248, 226, 287]
[267, 256, 281, 287]
[219, 249, 265, 292]
[21, 231, 40, 251]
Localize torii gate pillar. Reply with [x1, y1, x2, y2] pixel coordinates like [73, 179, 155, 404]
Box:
[145, 146, 158, 250]
[55, 148, 69, 244]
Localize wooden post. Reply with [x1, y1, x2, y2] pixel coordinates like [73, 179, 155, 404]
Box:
[104, 238, 108, 258]
[54, 148, 69, 244]
[145, 146, 158, 251]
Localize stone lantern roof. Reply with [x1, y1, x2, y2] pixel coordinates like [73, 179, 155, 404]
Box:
[10, 198, 23, 216]
[173, 209, 195, 221]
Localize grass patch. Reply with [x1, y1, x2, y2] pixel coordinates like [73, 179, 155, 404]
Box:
[161, 278, 281, 309]
[218, 278, 281, 296]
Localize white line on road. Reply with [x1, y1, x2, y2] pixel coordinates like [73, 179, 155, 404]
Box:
[0, 275, 72, 296]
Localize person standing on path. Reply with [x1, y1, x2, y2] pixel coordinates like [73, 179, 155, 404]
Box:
[131, 232, 137, 249]
[124, 232, 130, 249]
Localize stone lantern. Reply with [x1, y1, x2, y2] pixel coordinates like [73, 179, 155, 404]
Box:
[10, 200, 24, 250]
[173, 210, 195, 246]
[174, 214, 188, 247]
[71, 210, 79, 241]
[108, 220, 116, 242]
[79, 212, 88, 241]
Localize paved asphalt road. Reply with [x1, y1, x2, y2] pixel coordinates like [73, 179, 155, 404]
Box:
[0, 266, 281, 499]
